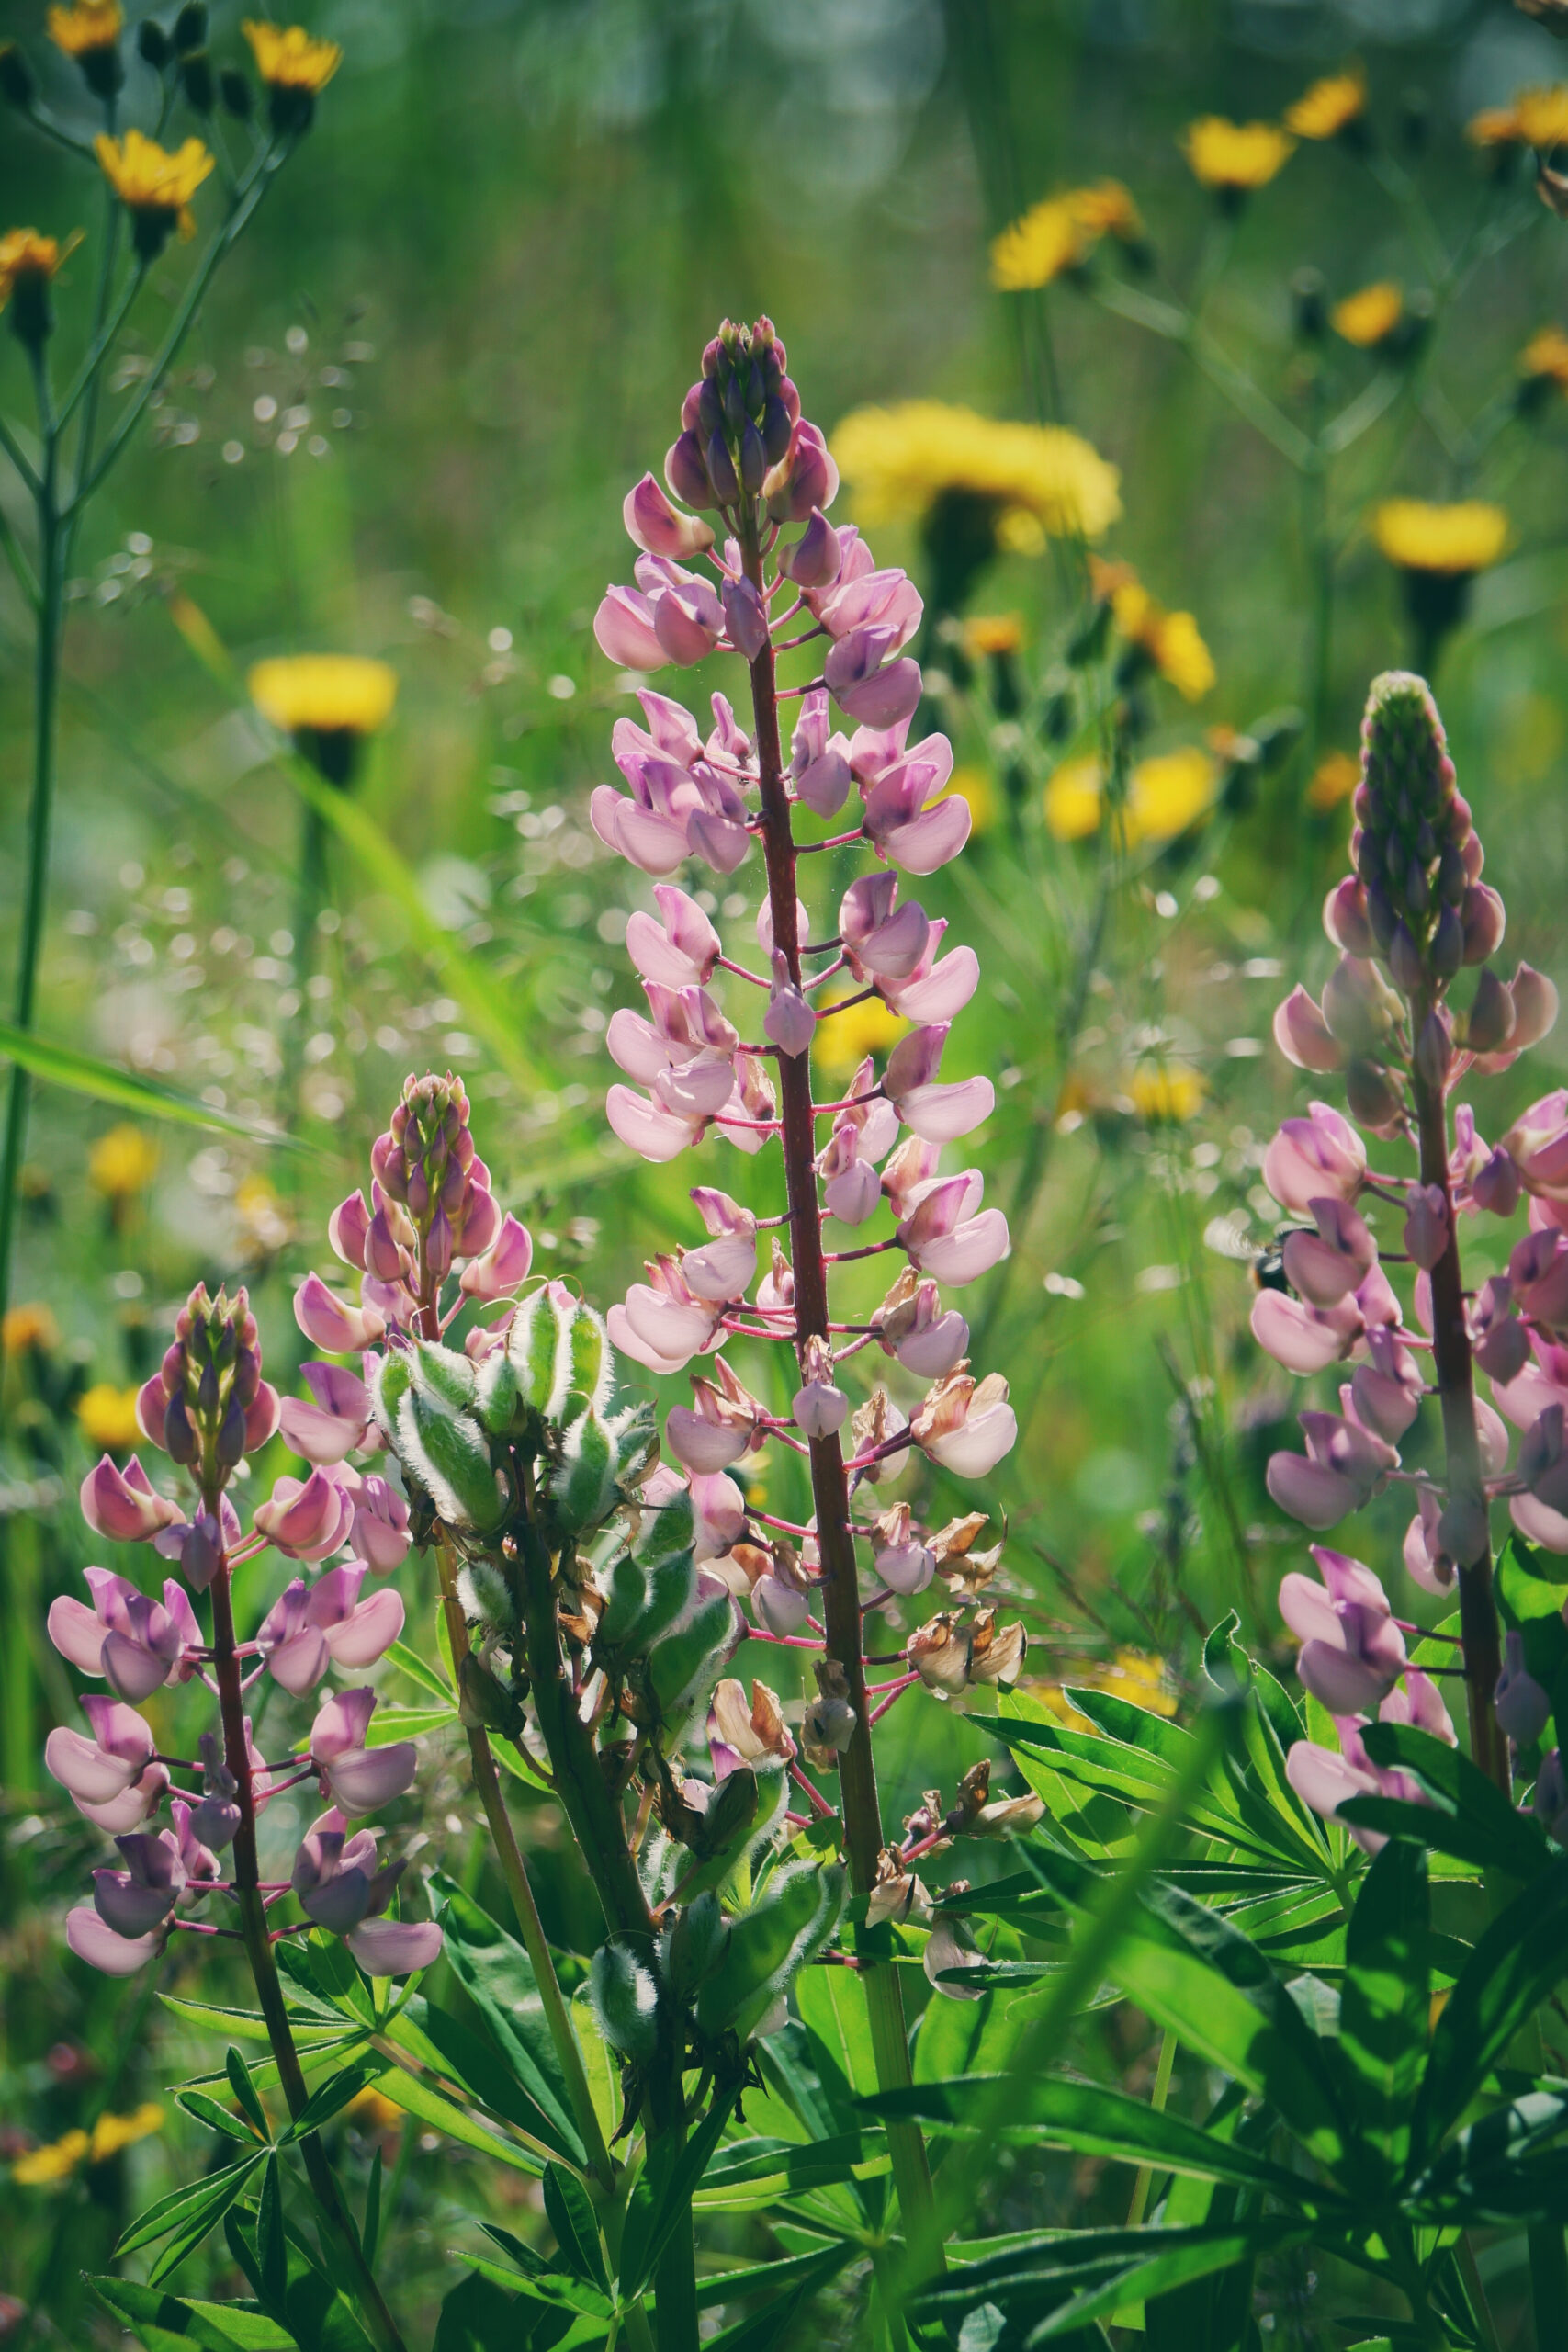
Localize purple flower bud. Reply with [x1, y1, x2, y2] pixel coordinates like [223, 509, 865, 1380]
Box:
[1389, 921, 1424, 991]
[1495, 1628, 1551, 1746]
[1273, 986, 1344, 1073]
[1414, 1009, 1453, 1091]
[1461, 883, 1506, 966]
[1510, 964, 1561, 1051]
[739, 420, 766, 495]
[1404, 1182, 1449, 1270]
[721, 576, 769, 662]
[1466, 968, 1516, 1054]
[1428, 904, 1465, 978]
[706, 432, 739, 504]
[1324, 877, 1377, 957]
[1345, 1059, 1404, 1136]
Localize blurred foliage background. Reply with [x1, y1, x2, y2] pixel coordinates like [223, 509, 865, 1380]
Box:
[6, 0, 1568, 2339]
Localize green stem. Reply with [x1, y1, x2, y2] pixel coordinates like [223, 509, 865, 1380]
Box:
[1454, 2232, 1503, 2352]
[1124, 2026, 1176, 2227]
[1528, 2222, 1568, 2352]
[209, 1553, 410, 2352]
[433, 1534, 615, 2188]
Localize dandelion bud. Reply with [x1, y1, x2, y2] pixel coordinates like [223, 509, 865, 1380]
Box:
[174, 2, 207, 51]
[1404, 1183, 1449, 1270]
[1273, 985, 1344, 1072]
[1495, 1628, 1551, 1746]
[1465, 967, 1516, 1053]
[1509, 963, 1560, 1050]
[220, 64, 253, 117]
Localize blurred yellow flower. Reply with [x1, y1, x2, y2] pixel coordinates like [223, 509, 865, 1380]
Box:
[89, 1124, 159, 1200]
[77, 1384, 142, 1453]
[1285, 68, 1366, 140]
[1332, 281, 1403, 348]
[1306, 750, 1359, 812]
[831, 401, 1122, 544]
[1372, 499, 1509, 575]
[345, 2086, 406, 2136]
[1128, 1063, 1206, 1124]
[1035, 1647, 1179, 1733]
[814, 989, 907, 1079]
[1043, 756, 1103, 842]
[1515, 85, 1568, 147]
[989, 180, 1144, 290]
[1467, 105, 1524, 147]
[249, 654, 398, 737]
[11, 2104, 161, 2187]
[1043, 745, 1217, 846]
[1181, 118, 1294, 191]
[962, 612, 1025, 658]
[944, 766, 998, 836]
[242, 19, 342, 92]
[236, 1172, 293, 1257]
[47, 0, 120, 56]
[3, 1303, 60, 1354]
[0, 229, 75, 313]
[1095, 565, 1214, 700]
[1520, 325, 1568, 390]
[95, 131, 213, 241]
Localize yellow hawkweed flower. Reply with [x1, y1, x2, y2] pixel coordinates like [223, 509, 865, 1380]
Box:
[1044, 745, 1216, 846]
[831, 401, 1121, 548]
[1467, 104, 1524, 147]
[95, 131, 214, 258]
[47, 0, 120, 56]
[242, 20, 342, 91]
[235, 1172, 293, 1257]
[89, 1123, 159, 1200]
[1332, 281, 1403, 349]
[0, 229, 75, 307]
[87, 2103, 164, 2164]
[943, 766, 998, 837]
[989, 180, 1144, 291]
[1520, 325, 1568, 390]
[1180, 118, 1294, 193]
[1034, 1647, 1178, 1734]
[10, 2105, 163, 2187]
[1514, 85, 1568, 149]
[961, 613, 1024, 659]
[1284, 67, 1366, 140]
[3, 1302, 60, 1355]
[1372, 499, 1509, 575]
[249, 654, 397, 785]
[1306, 750, 1359, 813]
[1043, 756, 1103, 842]
[77, 1384, 143, 1453]
[1128, 1062, 1207, 1124]
[1101, 571, 1214, 702]
[12, 2131, 90, 2187]
[813, 990, 908, 1080]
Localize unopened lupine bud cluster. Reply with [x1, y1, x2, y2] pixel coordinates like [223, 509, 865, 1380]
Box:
[1255, 672, 1568, 1837]
[588, 320, 1028, 1905]
[46, 1281, 437, 1981]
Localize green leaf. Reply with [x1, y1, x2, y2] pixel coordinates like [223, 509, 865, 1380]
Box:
[90, 2278, 299, 2350]
[914, 1983, 1025, 2088]
[363, 1702, 459, 1745]
[1338, 1843, 1428, 2177]
[913, 2222, 1313, 2343]
[451, 2256, 613, 2323]
[0, 1019, 306, 1148]
[117, 2153, 267, 2257]
[1358, 1721, 1550, 1883]
[362, 2145, 383, 2274]
[543, 2161, 609, 2290]
[796, 1962, 879, 2129]
[433, 2271, 521, 2352]
[1411, 2087, 1568, 2221]
[227, 2048, 273, 2141]
[1408, 1856, 1568, 2168]
[147, 2165, 270, 2287]
[389, 1994, 577, 2159]
[429, 1875, 586, 2164]
[385, 1636, 455, 1704]
[694, 2130, 887, 2197]
[694, 2242, 859, 2312]
[365, 2055, 547, 2173]
[258, 2156, 287, 2319]
[176, 2087, 262, 2143]
[863, 2075, 1327, 2208]
[618, 2089, 741, 2299]
[278, 2059, 384, 2142]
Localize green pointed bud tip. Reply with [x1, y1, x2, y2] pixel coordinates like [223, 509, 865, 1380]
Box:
[456, 1558, 514, 1634]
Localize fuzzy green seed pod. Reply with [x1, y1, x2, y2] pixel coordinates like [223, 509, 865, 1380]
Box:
[666, 1891, 730, 1995]
[590, 1939, 660, 2064]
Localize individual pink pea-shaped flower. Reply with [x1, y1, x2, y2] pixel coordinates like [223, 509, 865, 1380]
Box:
[1504, 1091, 1568, 1206]
[1323, 876, 1377, 958]
[346, 1474, 412, 1574]
[624, 470, 716, 560]
[862, 749, 971, 876]
[294, 1272, 387, 1354]
[594, 582, 665, 671]
[1495, 1628, 1551, 1746]
[80, 1454, 184, 1545]
[346, 1917, 445, 1977]
[708, 1678, 795, 1778]
[1272, 986, 1344, 1073]
[819, 1125, 882, 1227]
[686, 1468, 746, 1561]
[279, 1361, 378, 1467]
[1249, 1287, 1365, 1377]
[682, 1203, 759, 1304]
[45, 1694, 157, 1810]
[898, 1186, 1010, 1288]
[873, 1503, 936, 1596]
[93, 1826, 186, 1939]
[310, 1687, 418, 1817]
[643, 559, 724, 667]
[1349, 1328, 1425, 1444]
[1266, 1408, 1397, 1530]
[612, 1257, 727, 1376]
[254, 1467, 355, 1564]
[720, 575, 769, 662]
[911, 1369, 1017, 1479]
[49, 1569, 199, 1701]
[1511, 1227, 1568, 1335]
[460, 1213, 534, 1304]
[1509, 964, 1560, 1051]
[667, 1362, 764, 1475]
[259, 1566, 406, 1694]
[1280, 1548, 1406, 1716]
[626, 884, 721, 989]
[779, 506, 840, 589]
[881, 924, 979, 1025]
[1403, 1488, 1454, 1596]
[1262, 1102, 1367, 1216]
[290, 1805, 391, 1932]
[840, 871, 930, 983]
[826, 629, 922, 730]
[1280, 1197, 1376, 1308]
[884, 1024, 995, 1146]
[65, 1905, 167, 1975]
[751, 1567, 813, 1637]
[763, 417, 839, 522]
[791, 689, 853, 819]
[1284, 1736, 1388, 1854]
[607, 1081, 707, 1165]
[1404, 1184, 1450, 1272]
[763, 952, 815, 1058]
[794, 1338, 849, 1440]
[328, 1188, 373, 1271]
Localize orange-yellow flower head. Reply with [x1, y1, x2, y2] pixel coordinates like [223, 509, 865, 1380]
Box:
[962, 613, 1026, 660]
[1372, 499, 1509, 576]
[95, 131, 213, 259]
[1284, 67, 1366, 141]
[832, 401, 1122, 552]
[0, 227, 76, 346]
[1043, 743, 1217, 847]
[1332, 281, 1404, 349]
[48, 0, 122, 92]
[1514, 85, 1568, 149]
[249, 654, 397, 785]
[1520, 325, 1568, 399]
[1090, 560, 1214, 702]
[242, 20, 342, 132]
[989, 180, 1145, 291]
[1305, 750, 1359, 813]
[1181, 117, 1294, 202]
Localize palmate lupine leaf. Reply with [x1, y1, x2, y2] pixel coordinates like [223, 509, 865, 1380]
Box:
[1345, 1722, 1551, 1883]
[89, 2276, 297, 2350]
[429, 1877, 587, 2165]
[1407, 1855, 1568, 2171]
[913, 2221, 1316, 2346]
[1337, 1843, 1430, 2180]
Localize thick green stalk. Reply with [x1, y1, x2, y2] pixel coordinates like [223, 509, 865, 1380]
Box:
[208, 1555, 410, 2352]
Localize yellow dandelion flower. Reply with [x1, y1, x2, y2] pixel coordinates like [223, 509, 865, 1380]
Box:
[1128, 1062, 1206, 1124]
[1035, 1647, 1179, 1734]
[831, 401, 1122, 545]
[1514, 85, 1568, 148]
[1071, 179, 1144, 239]
[990, 198, 1089, 291]
[0, 230, 77, 327]
[1332, 281, 1404, 349]
[235, 1172, 293, 1257]
[242, 20, 342, 91]
[1181, 118, 1294, 192]
[249, 655, 397, 785]
[813, 989, 908, 1080]
[961, 612, 1025, 659]
[1284, 67, 1366, 141]
[12, 2130, 89, 2187]
[943, 766, 999, 837]
[1520, 325, 1568, 389]
[77, 1384, 143, 1453]
[1124, 744, 1217, 842]
[345, 2086, 406, 2135]
[1372, 499, 1509, 575]
[87, 2103, 164, 2164]
[3, 1302, 60, 1354]
[1043, 755, 1104, 842]
[95, 131, 213, 257]
[1306, 749, 1359, 813]
[1467, 105, 1523, 148]
[89, 1124, 159, 1200]
[1108, 578, 1215, 701]
[47, 0, 120, 56]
